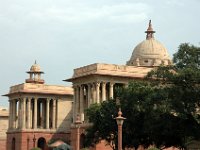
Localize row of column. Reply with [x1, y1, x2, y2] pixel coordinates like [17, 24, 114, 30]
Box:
[73, 82, 115, 122]
[9, 97, 57, 130]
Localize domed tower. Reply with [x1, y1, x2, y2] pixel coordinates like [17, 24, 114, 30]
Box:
[126, 20, 172, 66]
[25, 61, 45, 84]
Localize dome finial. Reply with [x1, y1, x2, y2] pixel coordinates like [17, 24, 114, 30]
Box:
[145, 20, 155, 39]
[34, 60, 37, 64]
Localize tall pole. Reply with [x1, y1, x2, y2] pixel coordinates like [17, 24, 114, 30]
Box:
[75, 114, 82, 150]
[118, 124, 122, 150]
[115, 108, 126, 150]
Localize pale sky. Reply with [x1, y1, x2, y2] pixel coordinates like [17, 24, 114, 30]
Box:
[0, 0, 200, 107]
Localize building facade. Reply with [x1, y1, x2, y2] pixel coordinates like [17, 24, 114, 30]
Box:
[4, 62, 73, 150]
[5, 20, 174, 150]
[66, 20, 172, 150]
[0, 107, 9, 150]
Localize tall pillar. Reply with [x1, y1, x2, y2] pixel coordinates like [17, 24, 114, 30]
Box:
[80, 85, 84, 122]
[77, 86, 80, 114]
[22, 98, 26, 129]
[87, 84, 91, 107]
[46, 98, 50, 129]
[102, 82, 106, 101]
[96, 82, 100, 103]
[91, 84, 95, 104]
[33, 98, 38, 129]
[73, 86, 78, 123]
[27, 98, 31, 129]
[8, 100, 12, 129]
[18, 99, 21, 128]
[52, 99, 56, 129]
[12, 100, 16, 129]
[30, 101, 33, 129]
[42, 101, 46, 128]
[109, 82, 114, 99]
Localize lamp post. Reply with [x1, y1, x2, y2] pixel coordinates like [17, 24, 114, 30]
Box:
[115, 108, 126, 150]
[75, 114, 82, 150]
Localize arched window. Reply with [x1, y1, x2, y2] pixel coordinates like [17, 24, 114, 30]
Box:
[37, 137, 46, 150]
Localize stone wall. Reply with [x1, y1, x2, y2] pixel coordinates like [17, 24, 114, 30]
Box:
[0, 108, 8, 150]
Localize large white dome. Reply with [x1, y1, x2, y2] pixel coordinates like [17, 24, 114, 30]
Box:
[126, 20, 172, 67]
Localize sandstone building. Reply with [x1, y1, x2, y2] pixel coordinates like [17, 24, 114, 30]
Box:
[4, 62, 73, 150]
[66, 20, 172, 150]
[0, 107, 9, 150]
[4, 20, 173, 150]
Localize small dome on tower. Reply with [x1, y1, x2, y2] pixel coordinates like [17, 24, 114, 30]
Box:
[26, 61, 45, 84]
[30, 63, 41, 72]
[126, 20, 172, 67]
[28, 61, 44, 73]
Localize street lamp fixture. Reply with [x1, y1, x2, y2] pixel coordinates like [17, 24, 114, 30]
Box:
[74, 114, 82, 150]
[115, 108, 126, 150]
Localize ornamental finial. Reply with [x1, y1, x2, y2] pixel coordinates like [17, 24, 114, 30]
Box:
[145, 20, 155, 39]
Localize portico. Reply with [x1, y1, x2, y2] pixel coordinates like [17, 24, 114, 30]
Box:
[8, 96, 58, 130]
[65, 63, 153, 123]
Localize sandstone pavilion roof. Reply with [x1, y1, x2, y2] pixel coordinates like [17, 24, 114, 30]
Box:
[126, 20, 172, 66]
[66, 21, 172, 81]
[4, 62, 73, 97]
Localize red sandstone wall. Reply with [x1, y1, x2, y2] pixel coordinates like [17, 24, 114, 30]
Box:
[0, 139, 6, 150]
[7, 131, 70, 150]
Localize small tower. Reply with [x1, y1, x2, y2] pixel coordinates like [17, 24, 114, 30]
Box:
[26, 61, 45, 84]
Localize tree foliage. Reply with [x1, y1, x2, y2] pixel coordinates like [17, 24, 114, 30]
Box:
[84, 43, 200, 149]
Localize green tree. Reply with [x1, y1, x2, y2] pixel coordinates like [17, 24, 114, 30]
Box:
[85, 43, 200, 149]
[147, 43, 200, 146]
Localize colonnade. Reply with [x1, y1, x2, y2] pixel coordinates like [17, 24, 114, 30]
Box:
[8, 97, 57, 130]
[73, 81, 118, 122]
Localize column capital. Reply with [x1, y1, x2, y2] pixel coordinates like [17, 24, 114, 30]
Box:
[94, 82, 100, 87]
[87, 83, 92, 87]
[80, 84, 85, 88]
[101, 82, 107, 86]
[46, 98, 51, 101]
[73, 84, 79, 88]
[110, 82, 115, 86]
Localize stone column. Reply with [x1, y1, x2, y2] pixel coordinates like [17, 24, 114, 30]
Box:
[92, 83, 96, 103]
[46, 98, 50, 129]
[109, 82, 114, 99]
[12, 100, 16, 129]
[22, 98, 26, 129]
[96, 82, 100, 103]
[27, 98, 31, 129]
[80, 85, 84, 122]
[42, 101, 46, 128]
[73, 86, 77, 123]
[102, 82, 106, 101]
[76, 86, 80, 114]
[52, 99, 56, 129]
[9, 100, 12, 129]
[33, 98, 37, 129]
[87, 84, 91, 107]
[18, 99, 21, 128]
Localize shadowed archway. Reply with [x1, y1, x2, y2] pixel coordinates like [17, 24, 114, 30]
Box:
[12, 138, 16, 150]
[37, 137, 47, 150]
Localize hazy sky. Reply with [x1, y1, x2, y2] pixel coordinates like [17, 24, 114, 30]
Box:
[0, 0, 200, 107]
